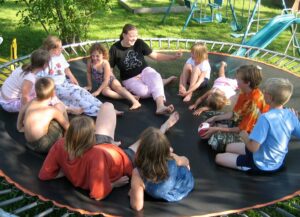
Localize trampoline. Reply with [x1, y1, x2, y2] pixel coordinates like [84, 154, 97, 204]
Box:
[1, 39, 300, 217]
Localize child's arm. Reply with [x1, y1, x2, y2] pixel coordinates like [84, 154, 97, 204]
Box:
[189, 89, 212, 110]
[92, 61, 111, 97]
[171, 153, 190, 170]
[39, 143, 61, 180]
[148, 51, 182, 61]
[239, 130, 260, 152]
[206, 111, 233, 123]
[129, 169, 145, 211]
[65, 68, 79, 85]
[193, 106, 210, 116]
[16, 102, 30, 132]
[52, 108, 70, 131]
[201, 126, 240, 139]
[21, 80, 34, 107]
[85, 61, 93, 91]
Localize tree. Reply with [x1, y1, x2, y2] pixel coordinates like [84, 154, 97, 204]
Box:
[15, 0, 111, 44]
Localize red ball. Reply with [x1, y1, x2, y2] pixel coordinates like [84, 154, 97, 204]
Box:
[198, 122, 210, 137]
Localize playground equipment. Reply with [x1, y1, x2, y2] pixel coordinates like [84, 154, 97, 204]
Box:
[228, 0, 243, 31]
[0, 38, 17, 70]
[179, 0, 223, 31]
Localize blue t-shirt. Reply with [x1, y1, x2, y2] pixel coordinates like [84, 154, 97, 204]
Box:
[249, 108, 300, 171]
[142, 160, 194, 202]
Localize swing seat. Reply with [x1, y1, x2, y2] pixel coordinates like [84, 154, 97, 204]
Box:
[193, 16, 213, 23]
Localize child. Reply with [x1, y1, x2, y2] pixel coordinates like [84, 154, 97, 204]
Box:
[129, 120, 194, 211]
[0, 49, 50, 112]
[201, 65, 269, 152]
[17, 77, 69, 153]
[38, 35, 102, 116]
[179, 42, 211, 102]
[215, 78, 300, 173]
[85, 43, 141, 110]
[189, 61, 238, 116]
[39, 101, 180, 200]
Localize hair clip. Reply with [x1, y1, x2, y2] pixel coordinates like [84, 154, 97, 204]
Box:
[256, 65, 262, 70]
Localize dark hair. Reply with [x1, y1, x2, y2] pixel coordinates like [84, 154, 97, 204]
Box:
[89, 43, 109, 60]
[119, 23, 137, 40]
[236, 65, 262, 89]
[22, 49, 50, 75]
[135, 127, 171, 182]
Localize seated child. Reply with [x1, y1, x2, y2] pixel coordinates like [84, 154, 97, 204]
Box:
[189, 61, 238, 116]
[39, 102, 180, 200]
[178, 42, 211, 102]
[0, 49, 50, 112]
[17, 77, 69, 153]
[85, 43, 141, 110]
[215, 78, 300, 173]
[201, 65, 269, 152]
[129, 114, 194, 211]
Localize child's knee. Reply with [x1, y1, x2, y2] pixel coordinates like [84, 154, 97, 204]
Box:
[215, 153, 223, 165]
[100, 102, 114, 111]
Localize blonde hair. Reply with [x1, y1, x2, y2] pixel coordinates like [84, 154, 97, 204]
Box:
[206, 89, 229, 110]
[263, 78, 293, 106]
[65, 116, 95, 158]
[135, 127, 171, 182]
[236, 65, 262, 89]
[89, 43, 109, 60]
[42, 35, 61, 51]
[35, 77, 55, 100]
[191, 42, 208, 63]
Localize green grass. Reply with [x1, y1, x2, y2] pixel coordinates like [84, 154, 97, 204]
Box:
[0, 0, 297, 60]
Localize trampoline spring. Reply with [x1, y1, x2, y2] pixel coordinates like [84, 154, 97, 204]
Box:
[211, 42, 215, 50]
[79, 44, 87, 53]
[13, 201, 38, 214]
[275, 56, 287, 65]
[238, 213, 249, 217]
[227, 44, 234, 52]
[219, 43, 225, 51]
[283, 59, 296, 67]
[260, 51, 270, 59]
[0, 189, 12, 195]
[0, 195, 24, 207]
[267, 53, 279, 61]
[71, 46, 78, 55]
[275, 207, 296, 217]
[291, 203, 300, 210]
[167, 39, 170, 49]
[258, 210, 271, 217]
[34, 207, 54, 217]
[0, 208, 18, 217]
[176, 39, 179, 49]
[61, 213, 71, 217]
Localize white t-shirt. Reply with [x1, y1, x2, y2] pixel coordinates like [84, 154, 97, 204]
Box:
[37, 54, 69, 85]
[186, 57, 211, 79]
[212, 77, 238, 99]
[1, 67, 36, 100]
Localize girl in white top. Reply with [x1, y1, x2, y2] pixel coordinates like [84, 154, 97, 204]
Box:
[38, 35, 102, 116]
[189, 61, 238, 116]
[179, 42, 211, 102]
[0, 49, 50, 112]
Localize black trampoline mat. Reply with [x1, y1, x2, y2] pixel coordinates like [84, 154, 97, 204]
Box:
[1, 53, 300, 217]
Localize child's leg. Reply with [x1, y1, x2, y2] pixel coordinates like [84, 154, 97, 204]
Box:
[183, 66, 201, 102]
[179, 64, 192, 94]
[110, 80, 141, 110]
[53, 101, 69, 121]
[128, 111, 179, 153]
[102, 86, 123, 99]
[226, 142, 246, 155]
[218, 61, 227, 78]
[95, 102, 116, 140]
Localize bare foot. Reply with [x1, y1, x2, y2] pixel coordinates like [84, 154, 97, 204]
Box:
[130, 101, 142, 110]
[163, 76, 177, 86]
[115, 109, 124, 116]
[156, 104, 174, 115]
[178, 85, 186, 96]
[183, 93, 192, 102]
[160, 111, 180, 134]
[68, 107, 84, 115]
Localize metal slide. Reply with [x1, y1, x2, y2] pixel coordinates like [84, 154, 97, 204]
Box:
[235, 13, 300, 57]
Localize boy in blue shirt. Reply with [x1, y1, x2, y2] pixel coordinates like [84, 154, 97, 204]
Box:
[215, 78, 300, 173]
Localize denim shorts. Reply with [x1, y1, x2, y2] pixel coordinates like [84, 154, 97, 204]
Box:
[95, 134, 135, 167]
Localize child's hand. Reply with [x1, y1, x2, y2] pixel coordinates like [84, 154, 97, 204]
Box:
[84, 86, 92, 91]
[173, 51, 183, 60]
[206, 116, 216, 124]
[239, 130, 249, 142]
[201, 127, 218, 139]
[193, 108, 205, 116]
[189, 104, 196, 110]
[70, 78, 79, 85]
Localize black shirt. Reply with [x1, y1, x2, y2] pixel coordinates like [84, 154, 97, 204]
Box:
[109, 39, 152, 81]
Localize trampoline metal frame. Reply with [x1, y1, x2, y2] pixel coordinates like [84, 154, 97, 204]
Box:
[1, 38, 300, 217]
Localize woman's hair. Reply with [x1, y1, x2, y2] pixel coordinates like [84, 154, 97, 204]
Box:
[42, 35, 61, 51]
[236, 65, 262, 89]
[206, 89, 229, 110]
[135, 127, 171, 182]
[35, 77, 55, 100]
[22, 49, 50, 75]
[119, 23, 137, 40]
[89, 43, 109, 60]
[191, 42, 208, 63]
[263, 78, 293, 106]
[65, 116, 96, 158]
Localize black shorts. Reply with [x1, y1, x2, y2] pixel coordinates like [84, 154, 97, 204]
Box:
[95, 134, 135, 167]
